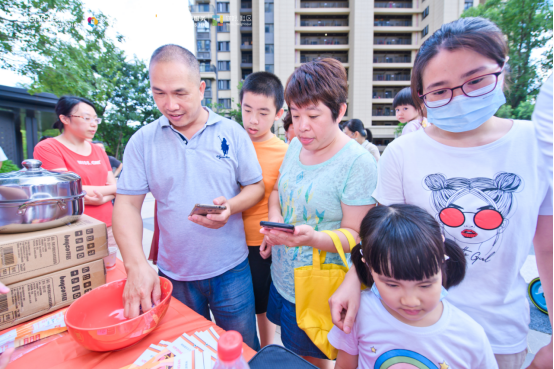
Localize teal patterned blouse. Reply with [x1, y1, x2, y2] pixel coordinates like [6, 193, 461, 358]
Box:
[271, 137, 378, 303]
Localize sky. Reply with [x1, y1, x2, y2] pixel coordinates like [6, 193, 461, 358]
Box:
[0, 0, 196, 87]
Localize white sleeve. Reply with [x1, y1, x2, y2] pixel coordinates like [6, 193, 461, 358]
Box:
[369, 144, 381, 162]
[401, 122, 418, 135]
[328, 324, 359, 356]
[0, 147, 7, 161]
[476, 332, 499, 369]
[533, 75, 553, 215]
[372, 142, 405, 205]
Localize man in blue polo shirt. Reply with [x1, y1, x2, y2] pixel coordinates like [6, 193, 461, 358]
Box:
[113, 45, 264, 350]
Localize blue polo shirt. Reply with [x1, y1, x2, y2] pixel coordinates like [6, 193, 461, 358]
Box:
[117, 108, 263, 281]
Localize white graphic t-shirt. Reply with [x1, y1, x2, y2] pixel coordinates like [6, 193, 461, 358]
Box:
[372, 120, 553, 354]
[328, 291, 498, 369]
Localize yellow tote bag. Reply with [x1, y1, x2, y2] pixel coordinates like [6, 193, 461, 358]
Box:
[294, 229, 356, 360]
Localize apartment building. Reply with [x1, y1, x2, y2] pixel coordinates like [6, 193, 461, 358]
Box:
[189, 0, 477, 148]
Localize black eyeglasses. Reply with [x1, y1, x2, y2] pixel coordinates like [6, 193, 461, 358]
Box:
[419, 70, 504, 109]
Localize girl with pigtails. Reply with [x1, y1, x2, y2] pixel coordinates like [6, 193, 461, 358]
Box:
[329, 17, 552, 369]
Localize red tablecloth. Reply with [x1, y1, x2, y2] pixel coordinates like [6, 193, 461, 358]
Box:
[8, 260, 256, 369]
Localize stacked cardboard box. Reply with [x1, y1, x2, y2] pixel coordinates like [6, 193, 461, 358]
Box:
[0, 215, 109, 330]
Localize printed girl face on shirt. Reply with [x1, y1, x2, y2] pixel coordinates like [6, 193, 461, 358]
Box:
[371, 270, 443, 327]
[440, 194, 501, 246]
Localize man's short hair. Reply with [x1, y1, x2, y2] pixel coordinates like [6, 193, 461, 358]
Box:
[239, 72, 285, 112]
[149, 44, 200, 83]
[284, 58, 347, 122]
[392, 87, 416, 109]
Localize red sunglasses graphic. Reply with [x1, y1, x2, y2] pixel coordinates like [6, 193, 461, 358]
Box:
[439, 207, 504, 230]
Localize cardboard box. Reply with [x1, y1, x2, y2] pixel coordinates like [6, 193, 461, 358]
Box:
[0, 259, 106, 330]
[0, 215, 108, 285]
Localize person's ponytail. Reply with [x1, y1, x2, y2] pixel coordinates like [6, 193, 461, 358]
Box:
[53, 119, 64, 132]
[364, 128, 373, 142]
[442, 239, 466, 289]
[350, 244, 373, 286]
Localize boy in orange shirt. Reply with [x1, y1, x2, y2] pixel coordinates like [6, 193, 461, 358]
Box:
[240, 72, 287, 347]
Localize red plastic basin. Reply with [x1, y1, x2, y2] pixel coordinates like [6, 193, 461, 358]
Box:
[65, 277, 173, 352]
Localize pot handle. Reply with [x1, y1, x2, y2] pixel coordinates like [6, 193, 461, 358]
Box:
[17, 198, 67, 215]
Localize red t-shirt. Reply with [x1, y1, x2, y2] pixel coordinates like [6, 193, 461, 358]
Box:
[33, 138, 114, 226]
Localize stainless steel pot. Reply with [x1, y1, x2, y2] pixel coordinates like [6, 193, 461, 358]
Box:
[0, 159, 85, 233]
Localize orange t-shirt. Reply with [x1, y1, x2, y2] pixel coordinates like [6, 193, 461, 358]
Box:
[243, 135, 288, 246]
[33, 138, 114, 227]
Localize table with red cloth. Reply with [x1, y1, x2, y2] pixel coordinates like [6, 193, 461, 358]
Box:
[8, 260, 256, 369]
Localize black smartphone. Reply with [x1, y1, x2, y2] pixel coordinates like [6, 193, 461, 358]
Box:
[260, 221, 295, 233]
[189, 204, 227, 216]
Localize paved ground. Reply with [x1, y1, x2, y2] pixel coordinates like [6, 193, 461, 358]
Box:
[119, 193, 551, 367]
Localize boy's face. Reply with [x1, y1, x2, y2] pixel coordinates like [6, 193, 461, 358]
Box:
[242, 92, 284, 142]
[395, 104, 419, 124]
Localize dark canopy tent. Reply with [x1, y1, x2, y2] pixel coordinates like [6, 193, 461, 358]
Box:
[0, 86, 58, 168]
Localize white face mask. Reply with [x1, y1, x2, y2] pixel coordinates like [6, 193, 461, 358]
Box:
[426, 81, 506, 133]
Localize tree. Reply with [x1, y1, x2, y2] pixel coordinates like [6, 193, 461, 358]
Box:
[1, 0, 85, 73]
[462, 0, 553, 109]
[95, 58, 161, 159]
[2, 1, 162, 159]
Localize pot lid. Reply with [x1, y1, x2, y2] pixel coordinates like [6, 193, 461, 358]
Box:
[0, 160, 83, 202]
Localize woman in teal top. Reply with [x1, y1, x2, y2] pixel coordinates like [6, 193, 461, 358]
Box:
[260, 58, 378, 369]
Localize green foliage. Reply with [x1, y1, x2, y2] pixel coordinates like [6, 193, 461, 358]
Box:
[394, 122, 407, 135]
[1, 0, 86, 72]
[207, 82, 244, 126]
[462, 0, 553, 110]
[1, 1, 161, 160]
[0, 160, 19, 174]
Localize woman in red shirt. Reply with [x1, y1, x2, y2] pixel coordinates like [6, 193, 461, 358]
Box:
[34, 96, 118, 248]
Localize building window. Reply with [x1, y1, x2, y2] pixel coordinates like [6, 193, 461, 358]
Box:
[422, 25, 429, 38]
[196, 21, 210, 32]
[265, 44, 274, 54]
[197, 40, 210, 52]
[422, 6, 430, 19]
[218, 80, 231, 90]
[217, 2, 230, 13]
[202, 98, 212, 106]
[217, 22, 230, 32]
[265, 24, 274, 33]
[464, 0, 474, 10]
[264, 3, 274, 13]
[265, 64, 274, 73]
[203, 79, 212, 88]
[218, 98, 232, 109]
[218, 61, 231, 71]
[218, 41, 230, 51]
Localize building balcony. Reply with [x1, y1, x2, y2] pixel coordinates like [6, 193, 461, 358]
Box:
[373, 36, 411, 45]
[196, 30, 211, 40]
[300, 34, 348, 45]
[374, 19, 412, 27]
[240, 44, 253, 50]
[372, 80, 410, 86]
[300, 1, 349, 8]
[373, 73, 411, 81]
[372, 87, 404, 99]
[374, 1, 413, 8]
[240, 26, 253, 32]
[197, 51, 211, 60]
[300, 51, 348, 63]
[372, 105, 395, 117]
[373, 54, 411, 63]
[371, 98, 394, 104]
[203, 90, 212, 99]
[300, 19, 348, 27]
[190, 4, 215, 14]
[199, 64, 216, 79]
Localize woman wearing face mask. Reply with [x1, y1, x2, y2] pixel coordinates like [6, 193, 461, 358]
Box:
[328, 18, 552, 369]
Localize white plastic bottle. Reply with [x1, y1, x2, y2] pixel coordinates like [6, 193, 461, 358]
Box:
[213, 331, 250, 369]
